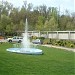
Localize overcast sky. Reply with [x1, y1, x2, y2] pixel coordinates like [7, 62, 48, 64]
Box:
[0, 0, 74, 13]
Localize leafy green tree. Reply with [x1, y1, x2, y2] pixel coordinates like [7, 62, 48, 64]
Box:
[48, 17, 58, 31]
[66, 21, 74, 30]
[44, 19, 49, 31]
[18, 20, 24, 31]
[36, 16, 45, 31]
[1, 14, 11, 32]
[27, 3, 33, 11]
[59, 15, 67, 30]
[0, 21, 3, 31]
[38, 5, 47, 17]
[10, 8, 20, 24]
[2, 1, 13, 16]
[0, 0, 75, 36]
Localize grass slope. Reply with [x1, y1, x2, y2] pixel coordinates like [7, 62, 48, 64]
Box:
[0, 43, 75, 75]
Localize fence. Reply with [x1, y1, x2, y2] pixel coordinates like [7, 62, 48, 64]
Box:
[23, 31, 75, 40]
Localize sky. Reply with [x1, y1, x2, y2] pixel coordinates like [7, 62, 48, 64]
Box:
[0, 0, 74, 13]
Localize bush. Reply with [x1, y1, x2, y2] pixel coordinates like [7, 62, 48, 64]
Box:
[48, 39, 75, 48]
[70, 44, 74, 48]
[55, 40, 64, 46]
[55, 43, 58, 45]
[40, 38, 75, 48]
[38, 37, 45, 40]
[31, 36, 37, 39]
[38, 37, 45, 42]
[43, 38, 50, 44]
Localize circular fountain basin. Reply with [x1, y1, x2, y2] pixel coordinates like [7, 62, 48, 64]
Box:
[6, 48, 43, 54]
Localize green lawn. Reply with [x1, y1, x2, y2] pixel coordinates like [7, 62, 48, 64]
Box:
[0, 43, 75, 75]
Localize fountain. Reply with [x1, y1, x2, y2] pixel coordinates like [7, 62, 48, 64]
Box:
[6, 18, 43, 54]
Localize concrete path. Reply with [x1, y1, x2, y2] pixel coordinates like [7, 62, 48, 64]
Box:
[42, 45, 75, 52]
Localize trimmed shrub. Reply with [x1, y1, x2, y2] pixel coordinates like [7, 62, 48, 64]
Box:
[43, 38, 50, 44]
[70, 44, 74, 48]
[55, 43, 58, 45]
[31, 36, 37, 39]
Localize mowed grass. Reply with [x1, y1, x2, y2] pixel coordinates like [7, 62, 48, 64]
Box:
[0, 43, 75, 75]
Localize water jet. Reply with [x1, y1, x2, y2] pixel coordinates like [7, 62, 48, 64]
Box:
[6, 18, 43, 55]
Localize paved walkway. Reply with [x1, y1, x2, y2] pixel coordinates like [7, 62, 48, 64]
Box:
[42, 45, 75, 52]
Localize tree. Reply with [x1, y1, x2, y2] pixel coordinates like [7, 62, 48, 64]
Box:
[2, 1, 13, 16]
[27, 3, 33, 11]
[44, 19, 49, 31]
[35, 16, 45, 31]
[0, 21, 3, 31]
[48, 17, 58, 31]
[1, 14, 11, 32]
[0, 0, 74, 36]
[66, 21, 74, 30]
[18, 20, 24, 31]
[10, 8, 20, 24]
[38, 5, 47, 18]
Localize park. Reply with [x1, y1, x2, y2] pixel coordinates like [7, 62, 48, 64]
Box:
[0, 0, 75, 75]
